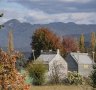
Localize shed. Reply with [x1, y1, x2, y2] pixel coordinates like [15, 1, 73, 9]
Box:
[65, 52, 93, 76]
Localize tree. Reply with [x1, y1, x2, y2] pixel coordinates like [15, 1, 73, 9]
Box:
[62, 37, 78, 56]
[49, 61, 67, 84]
[30, 27, 62, 59]
[0, 49, 30, 90]
[91, 32, 96, 51]
[8, 31, 14, 54]
[0, 31, 30, 90]
[79, 34, 85, 52]
[0, 13, 3, 17]
[90, 64, 96, 88]
[28, 61, 46, 85]
[0, 13, 3, 29]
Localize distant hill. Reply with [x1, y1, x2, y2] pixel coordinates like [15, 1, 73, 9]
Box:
[0, 19, 96, 58]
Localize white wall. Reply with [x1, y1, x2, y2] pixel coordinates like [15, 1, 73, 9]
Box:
[48, 54, 68, 80]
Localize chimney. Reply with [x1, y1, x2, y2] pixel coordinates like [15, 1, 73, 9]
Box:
[49, 49, 52, 52]
[41, 50, 43, 53]
[57, 49, 60, 54]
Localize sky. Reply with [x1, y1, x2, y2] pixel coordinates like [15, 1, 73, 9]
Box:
[0, 0, 96, 24]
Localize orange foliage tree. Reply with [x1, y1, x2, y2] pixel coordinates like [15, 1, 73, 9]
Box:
[0, 49, 30, 90]
[30, 27, 62, 59]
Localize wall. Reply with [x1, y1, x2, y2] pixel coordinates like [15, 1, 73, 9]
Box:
[65, 54, 78, 72]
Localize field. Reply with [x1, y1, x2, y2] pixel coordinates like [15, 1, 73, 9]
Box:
[30, 85, 94, 90]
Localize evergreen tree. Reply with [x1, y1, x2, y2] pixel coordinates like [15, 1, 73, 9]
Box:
[91, 32, 96, 51]
[79, 33, 85, 52]
[90, 64, 96, 88]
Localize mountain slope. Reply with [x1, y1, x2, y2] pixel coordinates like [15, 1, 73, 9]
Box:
[0, 19, 96, 54]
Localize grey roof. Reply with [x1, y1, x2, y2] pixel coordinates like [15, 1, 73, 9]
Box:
[37, 54, 56, 64]
[70, 53, 93, 64]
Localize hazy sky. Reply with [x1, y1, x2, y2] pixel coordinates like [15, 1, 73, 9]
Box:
[0, 0, 96, 24]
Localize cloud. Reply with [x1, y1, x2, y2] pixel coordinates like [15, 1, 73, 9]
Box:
[7, 0, 96, 13]
[0, 0, 96, 24]
[59, 0, 92, 3]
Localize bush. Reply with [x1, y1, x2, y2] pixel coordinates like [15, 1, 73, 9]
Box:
[90, 64, 96, 88]
[65, 71, 84, 85]
[28, 61, 46, 85]
[48, 61, 67, 84]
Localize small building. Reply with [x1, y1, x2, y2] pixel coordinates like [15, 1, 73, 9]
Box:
[65, 52, 93, 76]
[37, 49, 68, 80]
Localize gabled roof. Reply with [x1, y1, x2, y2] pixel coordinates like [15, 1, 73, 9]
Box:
[37, 53, 56, 64]
[70, 52, 93, 64]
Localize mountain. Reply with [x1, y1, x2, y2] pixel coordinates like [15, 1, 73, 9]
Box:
[0, 19, 96, 58]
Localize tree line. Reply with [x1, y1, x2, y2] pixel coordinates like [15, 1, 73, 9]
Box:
[29, 27, 96, 62]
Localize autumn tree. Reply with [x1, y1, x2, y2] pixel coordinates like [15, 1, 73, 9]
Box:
[91, 32, 96, 51]
[30, 27, 62, 59]
[79, 33, 85, 52]
[0, 31, 30, 90]
[62, 37, 78, 56]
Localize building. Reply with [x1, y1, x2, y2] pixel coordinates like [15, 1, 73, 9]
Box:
[65, 52, 93, 76]
[36, 49, 68, 80]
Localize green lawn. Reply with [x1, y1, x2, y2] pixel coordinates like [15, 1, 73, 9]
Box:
[30, 85, 94, 90]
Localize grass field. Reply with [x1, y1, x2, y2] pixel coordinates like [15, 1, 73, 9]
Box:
[30, 85, 94, 90]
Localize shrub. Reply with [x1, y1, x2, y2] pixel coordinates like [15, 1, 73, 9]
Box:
[28, 61, 46, 85]
[65, 71, 84, 85]
[90, 64, 96, 88]
[48, 61, 67, 84]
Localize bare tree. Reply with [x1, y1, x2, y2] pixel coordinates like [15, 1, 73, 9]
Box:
[49, 61, 67, 84]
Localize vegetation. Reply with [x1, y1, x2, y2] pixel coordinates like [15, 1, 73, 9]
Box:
[0, 13, 4, 29]
[91, 32, 96, 51]
[66, 72, 84, 85]
[0, 12, 96, 89]
[62, 37, 78, 56]
[79, 33, 85, 52]
[28, 61, 46, 85]
[30, 27, 62, 59]
[0, 30, 30, 89]
[49, 61, 66, 84]
[90, 64, 96, 88]
[0, 49, 30, 90]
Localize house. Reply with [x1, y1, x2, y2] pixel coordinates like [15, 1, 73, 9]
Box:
[65, 52, 93, 76]
[36, 49, 68, 80]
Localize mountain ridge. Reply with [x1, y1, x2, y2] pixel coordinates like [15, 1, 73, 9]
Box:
[0, 19, 96, 57]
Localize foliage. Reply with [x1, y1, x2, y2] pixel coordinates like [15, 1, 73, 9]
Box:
[30, 27, 62, 59]
[49, 61, 66, 84]
[16, 55, 27, 71]
[0, 13, 3, 17]
[66, 72, 84, 85]
[0, 13, 4, 29]
[90, 64, 96, 88]
[79, 33, 85, 52]
[0, 49, 30, 90]
[8, 31, 14, 54]
[90, 32, 96, 51]
[28, 61, 46, 85]
[62, 37, 78, 56]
